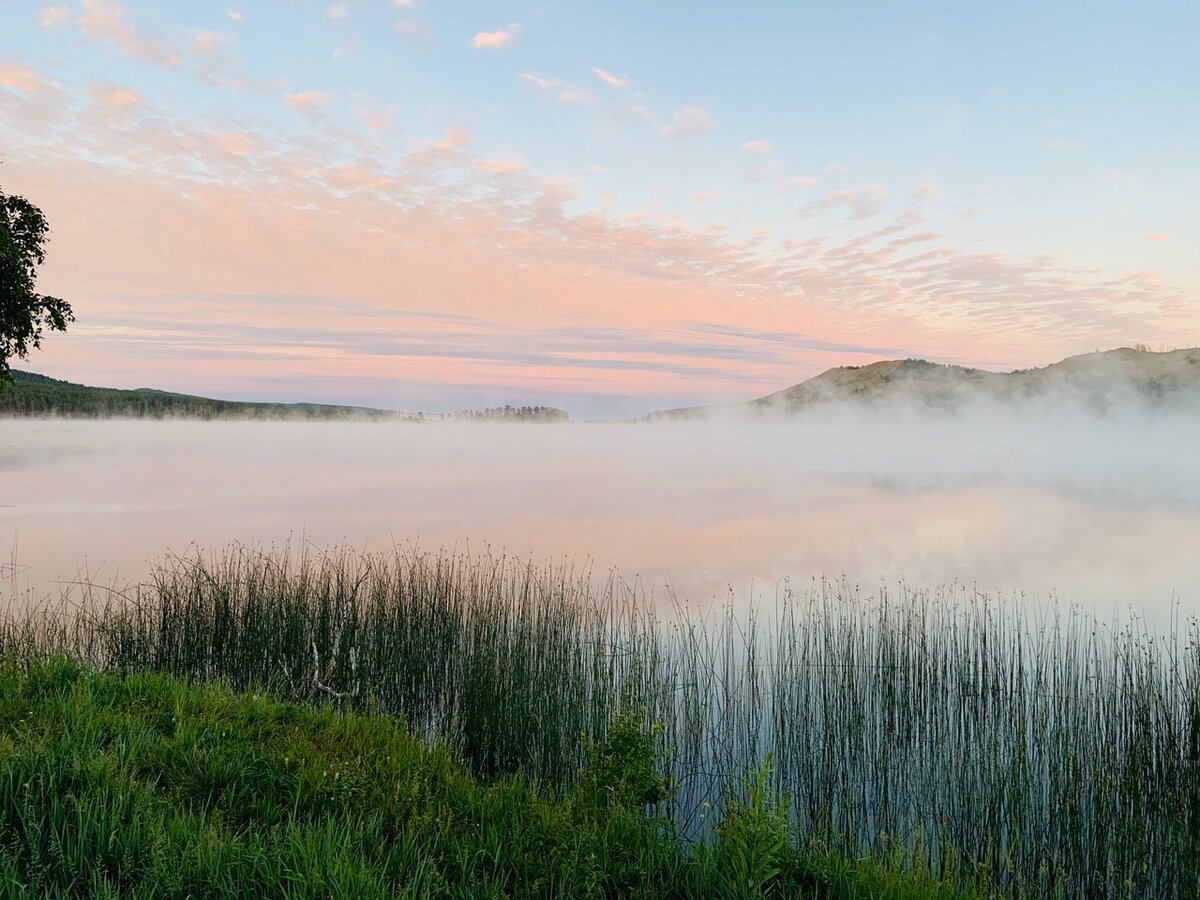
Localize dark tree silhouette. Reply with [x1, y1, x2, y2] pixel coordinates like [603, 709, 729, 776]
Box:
[0, 185, 74, 383]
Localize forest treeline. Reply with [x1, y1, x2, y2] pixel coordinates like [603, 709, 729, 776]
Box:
[0, 370, 569, 423]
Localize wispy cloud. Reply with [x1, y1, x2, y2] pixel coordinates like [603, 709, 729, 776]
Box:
[436, 126, 471, 150]
[741, 138, 773, 155]
[286, 90, 332, 113]
[0, 63, 44, 92]
[1047, 138, 1084, 151]
[90, 83, 144, 107]
[190, 30, 229, 58]
[78, 0, 184, 67]
[742, 159, 783, 182]
[480, 158, 528, 175]
[392, 19, 430, 44]
[662, 105, 715, 139]
[911, 181, 942, 201]
[803, 183, 887, 219]
[1142, 233, 1170, 242]
[777, 175, 817, 191]
[627, 104, 657, 126]
[351, 98, 399, 131]
[37, 5, 70, 28]
[471, 23, 520, 49]
[592, 67, 631, 89]
[327, 3, 350, 21]
[520, 72, 591, 104]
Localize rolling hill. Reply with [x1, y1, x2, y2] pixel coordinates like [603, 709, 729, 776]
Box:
[650, 347, 1200, 419]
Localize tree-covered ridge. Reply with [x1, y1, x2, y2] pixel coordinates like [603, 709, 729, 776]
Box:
[0, 370, 401, 420]
[0, 370, 572, 422]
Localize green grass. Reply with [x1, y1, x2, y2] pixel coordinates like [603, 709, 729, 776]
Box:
[4, 544, 1198, 897]
[0, 658, 980, 898]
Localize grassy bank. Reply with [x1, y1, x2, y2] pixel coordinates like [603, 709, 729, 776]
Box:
[3, 545, 1198, 897]
[0, 659, 976, 898]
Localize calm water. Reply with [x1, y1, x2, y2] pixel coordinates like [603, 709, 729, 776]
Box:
[2, 413, 1198, 621]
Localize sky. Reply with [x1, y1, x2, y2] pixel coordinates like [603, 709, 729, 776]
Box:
[0, 0, 1197, 417]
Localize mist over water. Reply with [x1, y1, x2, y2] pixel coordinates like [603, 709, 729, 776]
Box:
[2, 408, 1198, 621]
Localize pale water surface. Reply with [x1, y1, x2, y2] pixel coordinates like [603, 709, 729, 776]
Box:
[2, 412, 1198, 621]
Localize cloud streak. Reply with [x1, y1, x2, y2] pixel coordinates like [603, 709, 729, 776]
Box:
[520, 73, 591, 104]
[592, 67, 631, 89]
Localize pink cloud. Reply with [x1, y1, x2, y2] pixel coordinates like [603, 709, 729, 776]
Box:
[662, 106, 715, 140]
[777, 176, 817, 191]
[911, 181, 942, 201]
[0, 62, 65, 131]
[437, 127, 471, 150]
[742, 159, 783, 182]
[190, 30, 230, 58]
[592, 67, 631, 89]
[520, 72, 591, 104]
[286, 90, 332, 113]
[480, 158, 528, 175]
[89, 82, 144, 107]
[0, 63, 43, 92]
[78, 0, 184, 67]
[742, 138, 773, 155]
[804, 183, 887, 219]
[1142, 233, 1170, 242]
[211, 131, 261, 158]
[471, 23, 520, 49]
[351, 100, 399, 131]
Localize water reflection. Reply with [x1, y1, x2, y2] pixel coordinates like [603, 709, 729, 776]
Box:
[1, 414, 1197, 619]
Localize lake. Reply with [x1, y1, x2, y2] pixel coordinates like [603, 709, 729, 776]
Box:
[2, 410, 1198, 622]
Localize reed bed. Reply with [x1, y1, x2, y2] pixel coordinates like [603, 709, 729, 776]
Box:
[3, 543, 1197, 898]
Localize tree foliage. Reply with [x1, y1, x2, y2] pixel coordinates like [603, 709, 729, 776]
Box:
[0, 186, 74, 382]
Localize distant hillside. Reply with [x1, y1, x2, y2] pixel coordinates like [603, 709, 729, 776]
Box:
[649, 348, 1200, 419]
[0, 371, 570, 423]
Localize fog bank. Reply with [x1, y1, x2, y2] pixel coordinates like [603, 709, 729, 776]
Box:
[2, 408, 1197, 620]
